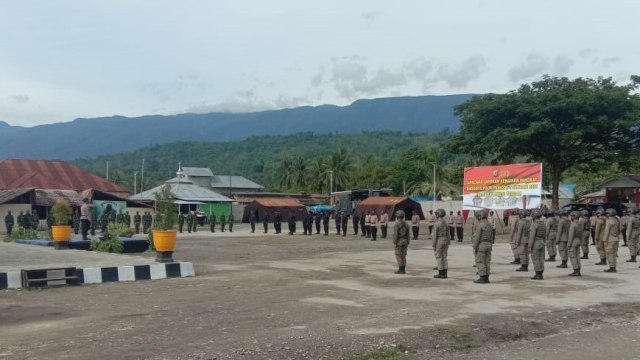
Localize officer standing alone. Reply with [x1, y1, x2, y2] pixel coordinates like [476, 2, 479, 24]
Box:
[392, 210, 410, 274]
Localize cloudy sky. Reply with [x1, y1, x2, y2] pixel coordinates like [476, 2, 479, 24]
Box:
[0, 0, 637, 127]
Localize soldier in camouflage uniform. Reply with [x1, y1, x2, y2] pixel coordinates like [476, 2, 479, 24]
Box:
[228, 213, 234, 232]
[17, 211, 25, 230]
[220, 213, 226, 232]
[625, 208, 640, 263]
[603, 208, 620, 273]
[100, 212, 109, 233]
[178, 213, 185, 233]
[594, 209, 607, 265]
[134, 211, 141, 234]
[567, 211, 583, 276]
[514, 210, 531, 272]
[472, 210, 493, 284]
[125, 211, 131, 228]
[508, 209, 521, 264]
[555, 211, 570, 268]
[47, 211, 55, 230]
[392, 210, 410, 274]
[116, 211, 125, 224]
[31, 210, 39, 230]
[433, 209, 450, 279]
[210, 212, 217, 233]
[186, 212, 193, 233]
[545, 210, 558, 261]
[4, 211, 14, 235]
[580, 210, 591, 259]
[528, 210, 546, 280]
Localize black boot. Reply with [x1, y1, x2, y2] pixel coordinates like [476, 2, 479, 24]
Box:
[556, 260, 568, 268]
[509, 258, 521, 265]
[434, 270, 445, 279]
[531, 271, 543, 280]
[626, 256, 636, 263]
[394, 266, 406, 274]
[580, 253, 588, 260]
[604, 267, 617, 273]
[516, 264, 529, 272]
[545, 255, 556, 262]
[474, 275, 488, 284]
[443, 269, 448, 279]
[569, 268, 581, 276]
[595, 258, 607, 265]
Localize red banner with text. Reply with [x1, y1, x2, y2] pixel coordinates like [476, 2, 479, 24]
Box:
[462, 163, 542, 210]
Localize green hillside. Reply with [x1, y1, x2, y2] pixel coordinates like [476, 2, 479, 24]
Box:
[73, 130, 458, 195]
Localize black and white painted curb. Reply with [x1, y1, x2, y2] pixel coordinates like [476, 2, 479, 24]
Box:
[0, 262, 195, 290]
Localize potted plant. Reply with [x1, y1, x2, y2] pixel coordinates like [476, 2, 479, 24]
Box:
[152, 184, 177, 262]
[51, 199, 73, 249]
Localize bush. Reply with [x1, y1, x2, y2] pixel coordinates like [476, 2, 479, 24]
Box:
[108, 222, 133, 237]
[4, 228, 40, 242]
[90, 236, 124, 253]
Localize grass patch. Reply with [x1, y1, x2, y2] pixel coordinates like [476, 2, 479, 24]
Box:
[351, 347, 407, 360]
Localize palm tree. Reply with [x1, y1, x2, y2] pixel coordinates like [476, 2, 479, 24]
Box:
[275, 156, 294, 191]
[329, 147, 353, 191]
[408, 148, 459, 199]
[307, 157, 328, 193]
[290, 155, 307, 191]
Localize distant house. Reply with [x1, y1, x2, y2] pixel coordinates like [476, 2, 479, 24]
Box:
[597, 175, 640, 208]
[182, 167, 264, 196]
[130, 166, 263, 219]
[0, 159, 147, 233]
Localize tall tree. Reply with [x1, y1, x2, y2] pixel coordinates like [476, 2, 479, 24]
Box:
[449, 75, 640, 207]
[307, 157, 329, 193]
[328, 147, 353, 191]
[408, 148, 459, 199]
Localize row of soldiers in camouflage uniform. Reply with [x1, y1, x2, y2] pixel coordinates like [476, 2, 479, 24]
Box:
[4, 210, 40, 234]
[177, 212, 234, 233]
[507, 207, 640, 280]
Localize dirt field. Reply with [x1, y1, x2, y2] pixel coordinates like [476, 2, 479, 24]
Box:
[2, 225, 640, 360]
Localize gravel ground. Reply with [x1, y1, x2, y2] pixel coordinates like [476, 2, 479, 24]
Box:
[1, 224, 640, 359]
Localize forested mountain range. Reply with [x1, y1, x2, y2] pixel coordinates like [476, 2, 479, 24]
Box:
[0, 94, 474, 160]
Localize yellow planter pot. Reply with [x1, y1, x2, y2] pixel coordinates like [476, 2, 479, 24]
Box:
[51, 225, 72, 242]
[153, 229, 177, 252]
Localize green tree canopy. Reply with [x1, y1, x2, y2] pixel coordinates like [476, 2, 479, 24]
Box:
[449, 75, 640, 207]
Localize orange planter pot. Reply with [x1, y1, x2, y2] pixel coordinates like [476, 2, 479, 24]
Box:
[153, 230, 177, 252]
[51, 225, 72, 242]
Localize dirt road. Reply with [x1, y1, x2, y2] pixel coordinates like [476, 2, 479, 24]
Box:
[1, 226, 640, 359]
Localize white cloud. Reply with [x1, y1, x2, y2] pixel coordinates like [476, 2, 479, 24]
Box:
[508, 53, 550, 82]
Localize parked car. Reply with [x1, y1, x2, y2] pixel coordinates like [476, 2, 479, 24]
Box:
[561, 202, 627, 216]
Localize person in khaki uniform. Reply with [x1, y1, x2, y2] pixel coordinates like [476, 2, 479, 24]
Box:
[580, 210, 591, 259]
[528, 210, 546, 280]
[392, 210, 410, 274]
[567, 211, 584, 276]
[603, 208, 620, 273]
[488, 210, 504, 241]
[555, 211, 570, 268]
[514, 210, 531, 272]
[432, 209, 450, 279]
[545, 210, 558, 261]
[625, 208, 640, 263]
[472, 210, 493, 284]
[508, 209, 521, 264]
[594, 209, 607, 265]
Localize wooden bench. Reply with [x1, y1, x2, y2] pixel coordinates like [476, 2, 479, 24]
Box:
[21, 267, 80, 289]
